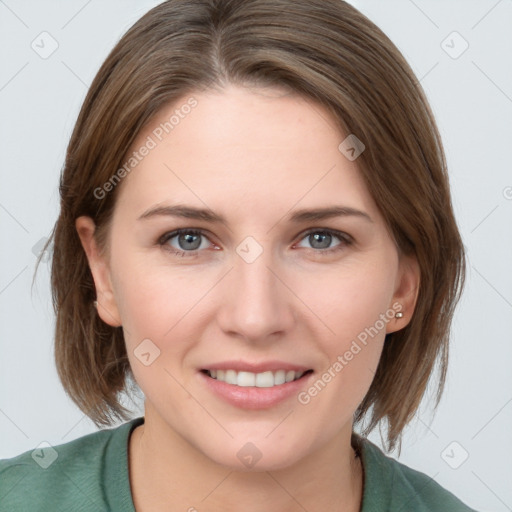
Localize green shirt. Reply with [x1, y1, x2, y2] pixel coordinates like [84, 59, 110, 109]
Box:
[0, 417, 477, 511]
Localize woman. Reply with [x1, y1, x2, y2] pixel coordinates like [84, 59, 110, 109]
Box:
[0, 0, 475, 510]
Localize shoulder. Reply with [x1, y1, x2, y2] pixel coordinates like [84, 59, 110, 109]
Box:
[357, 435, 478, 512]
[0, 417, 142, 511]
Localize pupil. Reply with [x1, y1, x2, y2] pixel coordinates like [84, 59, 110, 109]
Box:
[311, 232, 331, 249]
[180, 233, 201, 250]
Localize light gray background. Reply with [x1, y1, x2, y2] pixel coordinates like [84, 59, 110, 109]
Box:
[0, 1, 511, 510]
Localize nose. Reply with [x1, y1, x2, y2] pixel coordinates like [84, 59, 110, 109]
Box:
[216, 242, 295, 344]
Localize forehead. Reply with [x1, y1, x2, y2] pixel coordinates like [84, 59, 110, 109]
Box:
[113, 85, 378, 222]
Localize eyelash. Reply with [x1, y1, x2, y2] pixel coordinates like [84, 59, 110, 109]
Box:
[157, 227, 353, 258]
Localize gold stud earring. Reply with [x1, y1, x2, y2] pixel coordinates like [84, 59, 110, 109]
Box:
[395, 311, 403, 319]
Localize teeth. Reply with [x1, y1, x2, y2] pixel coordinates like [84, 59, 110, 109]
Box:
[225, 369, 237, 385]
[207, 369, 307, 387]
[256, 371, 274, 388]
[237, 371, 255, 386]
[274, 370, 286, 385]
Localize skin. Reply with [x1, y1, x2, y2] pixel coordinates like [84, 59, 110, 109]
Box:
[76, 84, 419, 512]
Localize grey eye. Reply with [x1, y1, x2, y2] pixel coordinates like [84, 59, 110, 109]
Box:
[176, 232, 203, 251]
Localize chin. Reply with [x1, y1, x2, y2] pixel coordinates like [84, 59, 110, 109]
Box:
[197, 436, 310, 472]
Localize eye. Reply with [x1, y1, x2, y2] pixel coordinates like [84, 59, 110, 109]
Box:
[158, 228, 213, 257]
[295, 228, 352, 254]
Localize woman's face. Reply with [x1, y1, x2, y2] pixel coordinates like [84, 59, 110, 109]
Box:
[78, 84, 418, 470]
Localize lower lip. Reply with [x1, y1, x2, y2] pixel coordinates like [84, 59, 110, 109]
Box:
[198, 371, 313, 410]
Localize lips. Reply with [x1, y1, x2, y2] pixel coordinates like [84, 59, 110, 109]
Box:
[198, 360, 314, 408]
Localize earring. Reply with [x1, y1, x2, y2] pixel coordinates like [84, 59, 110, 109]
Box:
[93, 300, 98, 309]
[395, 311, 403, 319]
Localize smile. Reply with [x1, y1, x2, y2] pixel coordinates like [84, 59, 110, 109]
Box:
[203, 369, 313, 388]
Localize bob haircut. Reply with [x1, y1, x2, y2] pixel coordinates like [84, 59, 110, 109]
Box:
[35, 0, 465, 452]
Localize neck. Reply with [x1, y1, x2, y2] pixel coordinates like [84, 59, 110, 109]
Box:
[128, 406, 363, 512]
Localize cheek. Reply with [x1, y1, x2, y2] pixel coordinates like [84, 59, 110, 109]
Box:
[114, 267, 198, 404]
[289, 272, 394, 453]
[294, 263, 396, 401]
[111, 248, 200, 333]
[299, 263, 396, 345]
[112, 259, 218, 388]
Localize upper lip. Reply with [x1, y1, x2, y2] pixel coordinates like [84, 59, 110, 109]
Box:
[201, 360, 312, 373]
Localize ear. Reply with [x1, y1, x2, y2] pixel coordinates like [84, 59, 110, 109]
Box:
[386, 253, 420, 334]
[75, 216, 122, 327]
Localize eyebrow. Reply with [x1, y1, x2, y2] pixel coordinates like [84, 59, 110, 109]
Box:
[137, 204, 373, 224]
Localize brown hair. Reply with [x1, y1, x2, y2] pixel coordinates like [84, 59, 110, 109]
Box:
[34, 0, 465, 452]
